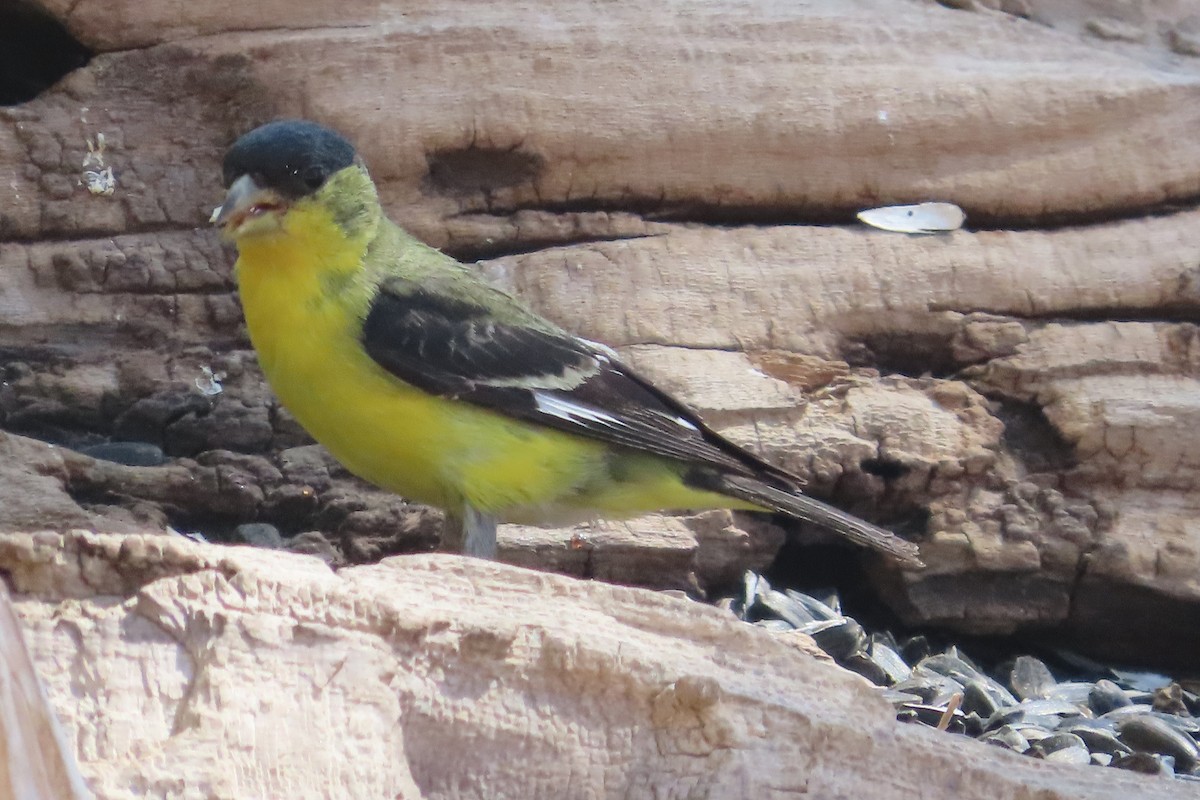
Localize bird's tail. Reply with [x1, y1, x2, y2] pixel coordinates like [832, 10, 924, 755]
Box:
[711, 473, 923, 567]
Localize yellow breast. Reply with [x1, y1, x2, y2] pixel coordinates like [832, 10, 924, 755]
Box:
[232, 203, 609, 516]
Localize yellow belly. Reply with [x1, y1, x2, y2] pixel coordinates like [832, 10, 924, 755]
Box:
[233, 209, 742, 520]
[245, 290, 612, 514]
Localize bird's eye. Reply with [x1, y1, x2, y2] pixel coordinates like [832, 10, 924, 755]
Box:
[302, 165, 327, 190]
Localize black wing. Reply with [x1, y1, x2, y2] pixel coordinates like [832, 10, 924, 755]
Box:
[360, 283, 762, 476]
[361, 279, 923, 566]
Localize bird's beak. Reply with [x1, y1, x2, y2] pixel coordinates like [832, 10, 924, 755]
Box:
[210, 174, 286, 232]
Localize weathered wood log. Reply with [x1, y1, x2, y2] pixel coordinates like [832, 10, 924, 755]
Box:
[3, 530, 1195, 800]
[1, 7, 1199, 784]
[0, 580, 91, 800]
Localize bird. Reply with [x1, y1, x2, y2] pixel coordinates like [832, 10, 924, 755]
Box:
[212, 119, 922, 567]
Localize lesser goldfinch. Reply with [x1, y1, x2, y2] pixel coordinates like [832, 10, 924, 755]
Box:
[213, 120, 921, 567]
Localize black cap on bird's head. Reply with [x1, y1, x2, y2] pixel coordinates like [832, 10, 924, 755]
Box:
[222, 119, 357, 197]
[213, 119, 359, 233]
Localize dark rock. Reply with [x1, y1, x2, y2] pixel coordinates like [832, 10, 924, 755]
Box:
[1117, 714, 1199, 770]
[1101, 703, 1155, 721]
[1017, 699, 1087, 719]
[1043, 746, 1090, 765]
[785, 588, 841, 621]
[869, 641, 912, 685]
[1112, 751, 1175, 777]
[1033, 731, 1090, 766]
[916, 654, 1015, 710]
[979, 724, 1028, 752]
[1061, 724, 1131, 757]
[895, 674, 961, 706]
[962, 711, 985, 737]
[917, 653, 983, 684]
[1030, 732, 1086, 757]
[735, 570, 760, 620]
[1043, 681, 1093, 706]
[1013, 725, 1052, 745]
[842, 652, 889, 686]
[984, 706, 1025, 732]
[1089, 679, 1132, 715]
[1152, 682, 1188, 716]
[901, 635, 932, 665]
[1010, 655, 1055, 701]
[233, 522, 284, 549]
[757, 588, 814, 628]
[962, 680, 1000, 718]
[809, 618, 865, 662]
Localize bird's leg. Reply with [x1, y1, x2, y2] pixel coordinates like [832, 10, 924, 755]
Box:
[442, 506, 498, 559]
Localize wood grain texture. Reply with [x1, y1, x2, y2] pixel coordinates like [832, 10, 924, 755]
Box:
[3, 531, 1195, 800]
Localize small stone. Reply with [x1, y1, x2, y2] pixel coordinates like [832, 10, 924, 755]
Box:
[1152, 682, 1188, 716]
[1059, 716, 1117, 733]
[899, 672, 964, 707]
[1118, 715, 1199, 770]
[1183, 688, 1200, 716]
[756, 589, 811, 628]
[918, 653, 982, 684]
[984, 706, 1025, 731]
[1009, 656, 1055, 700]
[1061, 724, 1131, 756]
[1043, 745, 1090, 765]
[1112, 751, 1175, 777]
[234, 522, 285, 549]
[962, 680, 1000, 718]
[1089, 679, 1132, 715]
[842, 652, 889, 686]
[868, 641, 912, 685]
[785, 589, 841, 621]
[737, 570, 761, 619]
[1017, 699, 1088, 719]
[1043, 681, 1093, 706]
[901, 635, 932, 665]
[916, 654, 1017, 710]
[979, 724, 1028, 752]
[962, 711, 984, 737]
[1030, 731, 1086, 758]
[1015, 725, 1051, 744]
[809, 618, 865, 662]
